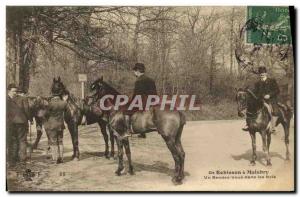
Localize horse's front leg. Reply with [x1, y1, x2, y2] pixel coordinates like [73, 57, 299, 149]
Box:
[68, 122, 80, 160]
[115, 137, 125, 176]
[123, 138, 134, 175]
[283, 122, 290, 160]
[249, 131, 257, 165]
[99, 121, 109, 159]
[266, 131, 272, 166]
[108, 125, 115, 159]
[32, 124, 43, 149]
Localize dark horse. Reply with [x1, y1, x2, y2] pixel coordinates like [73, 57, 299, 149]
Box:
[49, 77, 115, 160]
[27, 96, 51, 150]
[90, 77, 186, 185]
[236, 88, 292, 165]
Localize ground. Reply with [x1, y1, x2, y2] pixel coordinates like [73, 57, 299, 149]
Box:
[7, 119, 294, 191]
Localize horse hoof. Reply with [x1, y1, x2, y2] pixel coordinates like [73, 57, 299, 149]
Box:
[267, 161, 272, 166]
[115, 167, 124, 176]
[129, 170, 135, 175]
[129, 167, 134, 175]
[172, 177, 183, 185]
[72, 156, 80, 161]
[105, 155, 110, 159]
[250, 161, 256, 166]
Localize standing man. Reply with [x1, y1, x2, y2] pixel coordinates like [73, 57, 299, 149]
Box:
[6, 84, 31, 167]
[43, 90, 67, 164]
[243, 66, 280, 132]
[125, 63, 157, 138]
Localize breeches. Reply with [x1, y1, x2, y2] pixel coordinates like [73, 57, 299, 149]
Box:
[45, 128, 64, 146]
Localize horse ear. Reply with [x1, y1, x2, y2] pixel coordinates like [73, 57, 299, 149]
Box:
[58, 76, 61, 82]
[100, 76, 103, 81]
[53, 77, 56, 82]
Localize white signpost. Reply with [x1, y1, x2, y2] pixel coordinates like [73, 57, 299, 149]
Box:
[78, 74, 87, 99]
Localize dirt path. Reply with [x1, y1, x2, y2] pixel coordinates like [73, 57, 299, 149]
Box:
[7, 119, 294, 191]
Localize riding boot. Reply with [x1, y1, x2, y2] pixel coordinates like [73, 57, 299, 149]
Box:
[263, 102, 275, 133]
[57, 144, 64, 164]
[50, 145, 58, 162]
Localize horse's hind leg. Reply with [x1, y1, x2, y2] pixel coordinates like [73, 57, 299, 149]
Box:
[162, 136, 181, 185]
[123, 138, 134, 175]
[99, 121, 109, 159]
[68, 123, 80, 160]
[115, 137, 125, 176]
[175, 125, 185, 180]
[282, 122, 290, 160]
[249, 132, 257, 165]
[175, 140, 185, 180]
[266, 131, 272, 166]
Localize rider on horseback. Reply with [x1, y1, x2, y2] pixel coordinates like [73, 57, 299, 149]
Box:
[124, 63, 157, 138]
[243, 66, 280, 133]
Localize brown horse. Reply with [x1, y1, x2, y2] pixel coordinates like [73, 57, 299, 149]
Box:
[90, 77, 186, 185]
[236, 88, 292, 165]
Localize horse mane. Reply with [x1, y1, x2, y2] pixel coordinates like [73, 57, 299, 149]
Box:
[102, 81, 121, 96]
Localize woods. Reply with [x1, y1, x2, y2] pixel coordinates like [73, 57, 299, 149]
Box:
[6, 6, 294, 119]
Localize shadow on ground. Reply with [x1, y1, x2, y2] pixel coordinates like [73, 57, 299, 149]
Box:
[132, 160, 190, 177]
[231, 149, 286, 166]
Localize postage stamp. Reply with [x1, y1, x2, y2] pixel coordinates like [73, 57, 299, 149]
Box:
[247, 6, 292, 44]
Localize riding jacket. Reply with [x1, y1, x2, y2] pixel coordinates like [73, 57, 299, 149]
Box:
[43, 96, 67, 131]
[253, 77, 280, 102]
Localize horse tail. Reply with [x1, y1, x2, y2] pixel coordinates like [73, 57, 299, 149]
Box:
[178, 111, 186, 126]
[286, 105, 294, 120]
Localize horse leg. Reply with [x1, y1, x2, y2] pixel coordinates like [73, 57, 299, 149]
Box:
[109, 127, 115, 159]
[175, 139, 185, 181]
[162, 136, 181, 185]
[175, 125, 185, 181]
[261, 132, 267, 153]
[115, 137, 125, 176]
[123, 138, 134, 175]
[282, 121, 290, 160]
[32, 124, 43, 149]
[98, 121, 109, 159]
[68, 122, 80, 160]
[266, 131, 272, 166]
[249, 131, 257, 165]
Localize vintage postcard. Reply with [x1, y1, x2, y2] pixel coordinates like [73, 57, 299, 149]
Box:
[6, 6, 295, 191]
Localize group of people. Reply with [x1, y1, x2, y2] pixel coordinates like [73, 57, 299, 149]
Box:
[6, 63, 157, 167]
[6, 83, 68, 167]
[6, 62, 283, 168]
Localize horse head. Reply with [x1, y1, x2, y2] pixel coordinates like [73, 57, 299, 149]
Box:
[236, 88, 262, 117]
[51, 76, 67, 97]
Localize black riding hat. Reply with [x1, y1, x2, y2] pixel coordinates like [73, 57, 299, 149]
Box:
[258, 66, 267, 74]
[133, 63, 145, 73]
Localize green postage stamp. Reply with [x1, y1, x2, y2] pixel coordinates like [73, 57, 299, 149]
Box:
[247, 6, 292, 44]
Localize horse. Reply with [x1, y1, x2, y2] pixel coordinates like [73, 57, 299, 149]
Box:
[90, 77, 186, 185]
[50, 77, 115, 160]
[236, 88, 292, 165]
[26, 96, 50, 149]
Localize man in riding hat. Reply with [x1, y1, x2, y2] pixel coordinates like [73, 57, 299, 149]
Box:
[125, 63, 157, 138]
[243, 66, 280, 132]
[6, 84, 31, 167]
